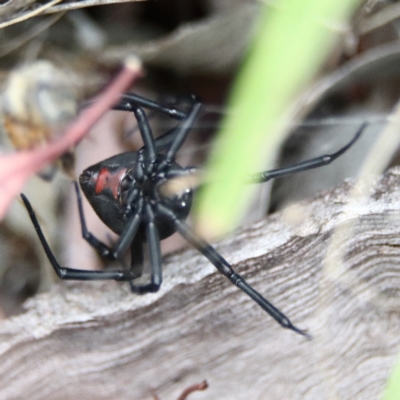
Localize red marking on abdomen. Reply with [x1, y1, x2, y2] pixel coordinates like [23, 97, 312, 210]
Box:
[95, 167, 126, 199]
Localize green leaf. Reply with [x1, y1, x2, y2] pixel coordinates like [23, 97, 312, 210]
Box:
[383, 354, 400, 400]
[195, 0, 361, 237]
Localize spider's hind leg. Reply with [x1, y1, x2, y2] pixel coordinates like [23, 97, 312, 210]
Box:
[156, 203, 311, 338]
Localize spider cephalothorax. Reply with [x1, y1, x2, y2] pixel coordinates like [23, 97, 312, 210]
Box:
[21, 92, 365, 336]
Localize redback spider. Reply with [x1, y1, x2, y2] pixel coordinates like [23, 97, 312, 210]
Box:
[20, 93, 366, 337]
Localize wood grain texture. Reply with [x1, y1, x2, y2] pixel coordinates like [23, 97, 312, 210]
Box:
[2, 168, 400, 399]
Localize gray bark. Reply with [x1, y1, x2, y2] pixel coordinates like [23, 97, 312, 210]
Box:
[1, 168, 400, 400]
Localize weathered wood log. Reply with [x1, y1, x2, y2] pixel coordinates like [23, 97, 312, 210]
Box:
[1, 168, 400, 400]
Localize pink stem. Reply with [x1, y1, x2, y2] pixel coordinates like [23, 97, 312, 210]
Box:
[0, 57, 142, 218]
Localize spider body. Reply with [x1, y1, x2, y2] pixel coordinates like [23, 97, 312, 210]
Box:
[79, 151, 193, 240]
[21, 92, 366, 337]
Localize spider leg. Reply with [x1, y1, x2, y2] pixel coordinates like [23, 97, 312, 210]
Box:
[250, 122, 367, 183]
[129, 235, 144, 279]
[130, 203, 163, 294]
[154, 125, 184, 152]
[117, 93, 203, 152]
[154, 115, 201, 152]
[164, 95, 202, 163]
[132, 106, 156, 167]
[20, 194, 138, 281]
[156, 203, 310, 338]
[74, 181, 143, 262]
[114, 93, 187, 120]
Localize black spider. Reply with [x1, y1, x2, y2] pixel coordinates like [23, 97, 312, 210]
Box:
[21, 93, 365, 337]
